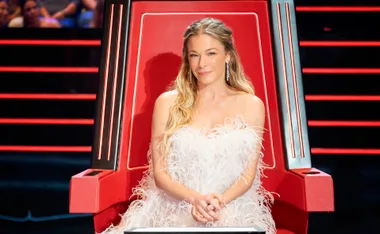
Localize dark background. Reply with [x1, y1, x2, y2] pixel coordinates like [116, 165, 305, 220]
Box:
[1, 0, 380, 233]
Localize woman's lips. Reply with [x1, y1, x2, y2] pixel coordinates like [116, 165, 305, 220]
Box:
[198, 71, 212, 76]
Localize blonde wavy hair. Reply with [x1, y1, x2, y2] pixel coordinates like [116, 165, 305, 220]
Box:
[159, 17, 255, 160]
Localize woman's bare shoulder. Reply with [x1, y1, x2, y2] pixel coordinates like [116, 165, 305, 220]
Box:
[237, 93, 265, 125]
[235, 92, 264, 110]
[245, 94, 264, 108]
[151, 90, 179, 134]
[155, 90, 178, 108]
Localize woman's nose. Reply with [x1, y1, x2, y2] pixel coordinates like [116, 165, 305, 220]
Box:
[198, 55, 208, 68]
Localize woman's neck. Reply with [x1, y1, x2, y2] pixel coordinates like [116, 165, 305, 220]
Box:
[197, 80, 231, 102]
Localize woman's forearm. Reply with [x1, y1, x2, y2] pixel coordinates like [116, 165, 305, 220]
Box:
[63, 3, 77, 16]
[82, 0, 97, 10]
[222, 174, 255, 205]
[154, 171, 201, 204]
[222, 167, 256, 204]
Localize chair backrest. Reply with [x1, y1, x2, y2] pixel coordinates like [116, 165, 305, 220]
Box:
[117, 1, 287, 196]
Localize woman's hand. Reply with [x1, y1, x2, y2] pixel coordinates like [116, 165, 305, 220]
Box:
[191, 193, 225, 224]
[204, 193, 225, 212]
[191, 206, 209, 224]
[191, 194, 215, 223]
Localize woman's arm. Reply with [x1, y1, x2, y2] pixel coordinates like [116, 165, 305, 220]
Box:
[8, 7, 21, 20]
[39, 6, 51, 18]
[82, 0, 97, 11]
[151, 91, 202, 204]
[52, 2, 78, 20]
[222, 95, 265, 204]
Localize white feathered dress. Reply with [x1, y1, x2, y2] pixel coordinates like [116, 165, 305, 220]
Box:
[101, 116, 276, 234]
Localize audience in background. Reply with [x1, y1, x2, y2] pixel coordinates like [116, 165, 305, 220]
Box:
[78, 0, 96, 27]
[38, 0, 79, 27]
[89, 0, 103, 28]
[7, 0, 21, 21]
[4, 0, 104, 28]
[0, 0, 9, 27]
[8, 0, 20, 18]
[8, 0, 60, 28]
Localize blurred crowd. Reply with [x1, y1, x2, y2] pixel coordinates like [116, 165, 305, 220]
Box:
[0, 0, 104, 28]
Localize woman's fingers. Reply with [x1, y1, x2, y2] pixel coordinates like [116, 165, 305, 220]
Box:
[197, 211, 208, 223]
[193, 195, 224, 222]
[205, 193, 224, 208]
[210, 198, 221, 211]
[207, 204, 221, 220]
[212, 193, 225, 205]
[199, 200, 215, 220]
[200, 200, 208, 209]
[191, 207, 208, 223]
[197, 204, 214, 221]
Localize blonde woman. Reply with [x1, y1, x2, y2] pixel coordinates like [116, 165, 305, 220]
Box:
[103, 18, 276, 234]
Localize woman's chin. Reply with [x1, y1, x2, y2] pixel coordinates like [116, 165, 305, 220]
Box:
[196, 76, 216, 85]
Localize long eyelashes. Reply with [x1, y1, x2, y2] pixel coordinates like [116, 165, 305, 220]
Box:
[189, 52, 216, 58]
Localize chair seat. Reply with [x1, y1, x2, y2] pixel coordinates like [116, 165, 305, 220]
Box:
[277, 228, 295, 234]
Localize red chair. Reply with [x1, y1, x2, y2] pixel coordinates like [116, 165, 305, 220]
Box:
[70, 1, 334, 233]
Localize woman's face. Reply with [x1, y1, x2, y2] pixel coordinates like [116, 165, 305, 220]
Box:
[0, 2, 8, 24]
[187, 34, 230, 86]
[23, 0, 39, 20]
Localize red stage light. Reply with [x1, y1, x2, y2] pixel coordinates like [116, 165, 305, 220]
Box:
[311, 148, 380, 155]
[0, 118, 94, 125]
[308, 120, 380, 127]
[303, 68, 380, 74]
[0, 40, 101, 46]
[305, 95, 380, 101]
[300, 41, 380, 47]
[0, 93, 96, 100]
[0, 146, 91, 152]
[296, 6, 380, 12]
[0, 66, 98, 73]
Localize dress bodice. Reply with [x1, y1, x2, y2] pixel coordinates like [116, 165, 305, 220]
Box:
[166, 116, 264, 195]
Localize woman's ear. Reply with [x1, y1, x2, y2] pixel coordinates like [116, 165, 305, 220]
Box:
[225, 53, 231, 63]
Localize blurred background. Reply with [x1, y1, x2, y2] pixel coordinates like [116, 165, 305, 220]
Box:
[0, 0, 380, 233]
[0, 0, 104, 28]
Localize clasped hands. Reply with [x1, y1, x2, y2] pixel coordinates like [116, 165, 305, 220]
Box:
[191, 193, 225, 224]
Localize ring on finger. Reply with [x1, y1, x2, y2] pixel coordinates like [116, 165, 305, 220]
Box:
[200, 200, 208, 209]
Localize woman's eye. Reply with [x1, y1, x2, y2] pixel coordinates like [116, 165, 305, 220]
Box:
[190, 54, 198, 57]
[208, 52, 216, 56]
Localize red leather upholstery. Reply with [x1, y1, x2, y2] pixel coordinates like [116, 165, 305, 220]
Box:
[70, 1, 334, 234]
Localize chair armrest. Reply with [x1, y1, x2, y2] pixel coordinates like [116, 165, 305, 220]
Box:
[69, 169, 127, 213]
[276, 168, 334, 212]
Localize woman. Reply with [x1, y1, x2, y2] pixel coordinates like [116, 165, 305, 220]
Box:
[103, 18, 276, 234]
[7, 0, 21, 22]
[89, 0, 104, 28]
[0, 0, 9, 28]
[8, 0, 60, 28]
